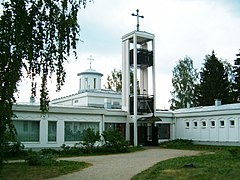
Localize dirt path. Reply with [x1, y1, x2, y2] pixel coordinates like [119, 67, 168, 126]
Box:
[50, 148, 201, 180]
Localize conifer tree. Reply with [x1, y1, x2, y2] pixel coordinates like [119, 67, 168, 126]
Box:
[232, 50, 240, 102]
[198, 51, 230, 106]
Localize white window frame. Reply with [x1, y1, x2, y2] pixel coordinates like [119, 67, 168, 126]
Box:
[193, 121, 198, 129]
[201, 120, 206, 128]
[230, 120, 235, 128]
[220, 120, 225, 128]
[210, 120, 215, 128]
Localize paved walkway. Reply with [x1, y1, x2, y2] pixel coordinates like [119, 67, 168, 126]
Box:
[50, 148, 201, 180]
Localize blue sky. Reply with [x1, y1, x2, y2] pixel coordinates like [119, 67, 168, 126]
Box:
[16, 0, 240, 109]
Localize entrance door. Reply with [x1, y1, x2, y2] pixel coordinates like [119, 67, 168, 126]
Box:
[138, 126, 147, 146]
[130, 123, 159, 146]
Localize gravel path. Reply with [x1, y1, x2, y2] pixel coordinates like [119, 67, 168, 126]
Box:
[50, 148, 201, 180]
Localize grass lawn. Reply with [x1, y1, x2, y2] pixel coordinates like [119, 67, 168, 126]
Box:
[0, 161, 91, 180]
[132, 140, 240, 179]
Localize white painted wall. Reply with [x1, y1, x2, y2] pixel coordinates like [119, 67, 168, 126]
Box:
[13, 104, 127, 149]
[174, 104, 240, 143]
[12, 102, 240, 149]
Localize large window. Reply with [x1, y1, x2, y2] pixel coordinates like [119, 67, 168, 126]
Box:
[158, 124, 170, 139]
[64, 122, 99, 141]
[13, 121, 40, 142]
[48, 121, 57, 142]
[105, 123, 126, 138]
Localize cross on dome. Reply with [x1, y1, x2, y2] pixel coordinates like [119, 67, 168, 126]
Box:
[131, 9, 144, 31]
[87, 55, 94, 69]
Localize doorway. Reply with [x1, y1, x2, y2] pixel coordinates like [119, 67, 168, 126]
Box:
[130, 123, 159, 146]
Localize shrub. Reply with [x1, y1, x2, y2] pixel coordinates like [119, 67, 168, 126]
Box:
[39, 148, 60, 155]
[6, 142, 26, 157]
[25, 152, 58, 166]
[160, 139, 193, 149]
[60, 144, 83, 155]
[102, 130, 129, 153]
[81, 128, 100, 154]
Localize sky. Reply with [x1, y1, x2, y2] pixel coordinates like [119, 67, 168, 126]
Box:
[15, 0, 240, 109]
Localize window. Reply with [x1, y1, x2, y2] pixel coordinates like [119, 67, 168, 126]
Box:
[48, 121, 57, 142]
[74, 100, 79, 103]
[94, 78, 96, 89]
[74, 125, 78, 132]
[220, 120, 225, 127]
[23, 121, 28, 132]
[202, 121, 206, 128]
[13, 121, 40, 142]
[79, 78, 81, 89]
[85, 78, 88, 88]
[158, 124, 170, 139]
[185, 122, 190, 128]
[230, 120, 235, 127]
[211, 121, 215, 127]
[105, 123, 126, 138]
[194, 121, 198, 128]
[64, 122, 99, 141]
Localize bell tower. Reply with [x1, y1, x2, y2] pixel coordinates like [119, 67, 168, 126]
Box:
[122, 10, 156, 146]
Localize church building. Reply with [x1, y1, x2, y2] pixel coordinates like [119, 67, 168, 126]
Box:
[12, 11, 240, 149]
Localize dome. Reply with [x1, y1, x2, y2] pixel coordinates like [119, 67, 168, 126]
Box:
[77, 69, 103, 77]
[77, 68, 103, 91]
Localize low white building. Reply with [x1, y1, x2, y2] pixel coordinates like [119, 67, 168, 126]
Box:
[12, 100, 240, 148]
[174, 102, 240, 145]
[12, 30, 240, 148]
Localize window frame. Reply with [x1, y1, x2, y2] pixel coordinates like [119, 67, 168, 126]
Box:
[201, 120, 207, 128]
[220, 120, 225, 128]
[193, 121, 198, 128]
[185, 121, 190, 129]
[230, 120, 235, 127]
[210, 120, 215, 128]
[48, 121, 57, 142]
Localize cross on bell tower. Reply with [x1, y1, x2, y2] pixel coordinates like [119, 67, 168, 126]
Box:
[132, 9, 144, 31]
[87, 55, 94, 69]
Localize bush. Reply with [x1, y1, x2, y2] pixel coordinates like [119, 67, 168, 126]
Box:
[60, 144, 83, 155]
[25, 152, 58, 166]
[102, 130, 129, 153]
[81, 128, 100, 154]
[160, 139, 193, 149]
[39, 148, 60, 155]
[6, 142, 26, 157]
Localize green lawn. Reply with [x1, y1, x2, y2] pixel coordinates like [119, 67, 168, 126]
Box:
[0, 161, 91, 180]
[132, 140, 240, 179]
[132, 151, 240, 179]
